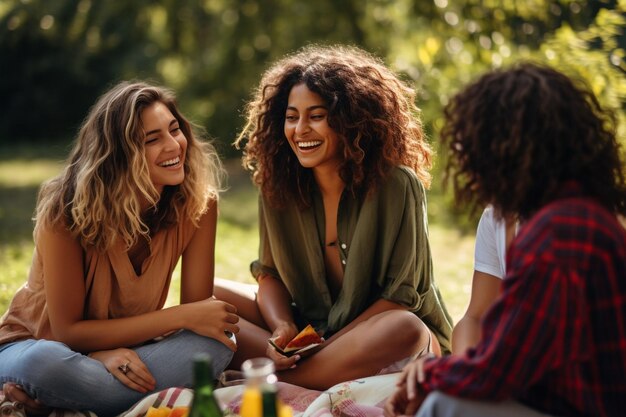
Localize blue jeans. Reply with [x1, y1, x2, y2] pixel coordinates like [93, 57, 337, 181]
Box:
[416, 391, 555, 417]
[0, 330, 233, 417]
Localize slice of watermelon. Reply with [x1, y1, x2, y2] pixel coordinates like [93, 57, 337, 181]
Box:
[284, 324, 322, 351]
[268, 324, 323, 357]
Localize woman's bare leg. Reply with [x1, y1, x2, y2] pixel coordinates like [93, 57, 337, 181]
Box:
[228, 318, 272, 370]
[214, 279, 436, 387]
[214, 278, 266, 327]
[276, 310, 432, 390]
[214, 278, 271, 369]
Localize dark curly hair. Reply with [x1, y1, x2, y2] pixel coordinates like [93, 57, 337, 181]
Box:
[442, 62, 626, 220]
[235, 44, 432, 208]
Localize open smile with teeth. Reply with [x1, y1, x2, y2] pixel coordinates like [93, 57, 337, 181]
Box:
[158, 156, 181, 167]
[298, 140, 323, 150]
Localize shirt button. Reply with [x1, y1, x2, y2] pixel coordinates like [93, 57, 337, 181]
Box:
[341, 243, 347, 249]
[341, 259, 346, 265]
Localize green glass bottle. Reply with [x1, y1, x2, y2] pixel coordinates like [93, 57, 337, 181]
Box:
[261, 387, 279, 417]
[241, 357, 292, 417]
[189, 353, 223, 417]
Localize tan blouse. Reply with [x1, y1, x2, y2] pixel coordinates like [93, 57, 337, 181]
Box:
[0, 218, 197, 345]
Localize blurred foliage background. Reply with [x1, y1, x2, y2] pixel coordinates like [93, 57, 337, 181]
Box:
[2, 0, 625, 223]
[2, 0, 624, 150]
[0, 0, 625, 318]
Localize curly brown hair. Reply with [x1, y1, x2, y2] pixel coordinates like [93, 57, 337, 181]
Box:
[442, 62, 626, 220]
[235, 44, 432, 208]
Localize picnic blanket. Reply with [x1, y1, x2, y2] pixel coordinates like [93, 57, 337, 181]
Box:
[218, 373, 398, 417]
[30, 373, 399, 417]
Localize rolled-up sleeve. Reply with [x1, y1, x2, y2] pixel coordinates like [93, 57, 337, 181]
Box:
[250, 197, 281, 282]
[376, 167, 452, 352]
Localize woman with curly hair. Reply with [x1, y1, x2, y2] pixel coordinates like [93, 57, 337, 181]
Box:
[0, 82, 239, 416]
[386, 63, 626, 417]
[216, 45, 452, 389]
[451, 206, 518, 355]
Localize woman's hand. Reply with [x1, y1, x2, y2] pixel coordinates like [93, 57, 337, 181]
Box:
[395, 354, 433, 400]
[2, 383, 50, 416]
[383, 380, 421, 417]
[266, 322, 300, 370]
[180, 298, 240, 351]
[88, 348, 155, 393]
[384, 354, 433, 416]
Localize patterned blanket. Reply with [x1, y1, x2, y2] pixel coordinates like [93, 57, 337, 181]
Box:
[218, 373, 398, 416]
[27, 373, 399, 417]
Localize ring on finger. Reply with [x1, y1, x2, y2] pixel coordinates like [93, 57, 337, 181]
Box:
[118, 361, 131, 375]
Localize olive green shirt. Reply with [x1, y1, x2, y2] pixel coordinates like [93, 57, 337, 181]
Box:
[251, 166, 452, 353]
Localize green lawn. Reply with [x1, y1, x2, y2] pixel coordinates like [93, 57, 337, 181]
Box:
[0, 151, 474, 323]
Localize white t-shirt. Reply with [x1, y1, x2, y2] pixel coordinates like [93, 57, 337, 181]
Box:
[474, 206, 509, 279]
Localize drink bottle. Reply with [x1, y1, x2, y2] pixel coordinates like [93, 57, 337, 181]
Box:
[239, 357, 292, 417]
[261, 387, 279, 417]
[189, 353, 223, 417]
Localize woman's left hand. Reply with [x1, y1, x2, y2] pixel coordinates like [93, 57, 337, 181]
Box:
[88, 348, 156, 393]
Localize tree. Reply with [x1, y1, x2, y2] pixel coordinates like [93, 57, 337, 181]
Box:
[1, 0, 623, 165]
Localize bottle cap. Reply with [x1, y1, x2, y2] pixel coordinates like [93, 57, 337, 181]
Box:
[242, 357, 275, 381]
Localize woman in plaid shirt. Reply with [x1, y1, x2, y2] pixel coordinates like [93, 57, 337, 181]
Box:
[386, 63, 626, 416]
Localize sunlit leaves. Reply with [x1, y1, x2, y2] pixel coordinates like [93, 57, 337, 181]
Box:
[0, 0, 623, 154]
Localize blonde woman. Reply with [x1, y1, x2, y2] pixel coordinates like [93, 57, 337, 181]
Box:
[0, 82, 238, 416]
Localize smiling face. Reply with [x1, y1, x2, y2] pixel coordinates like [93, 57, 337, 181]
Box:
[284, 83, 342, 173]
[141, 101, 187, 194]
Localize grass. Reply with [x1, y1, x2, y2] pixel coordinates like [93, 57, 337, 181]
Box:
[0, 147, 474, 324]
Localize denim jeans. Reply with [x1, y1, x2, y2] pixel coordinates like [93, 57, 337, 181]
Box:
[416, 391, 555, 417]
[0, 330, 233, 417]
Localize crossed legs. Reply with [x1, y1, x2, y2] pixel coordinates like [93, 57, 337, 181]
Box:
[214, 278, 436, 390]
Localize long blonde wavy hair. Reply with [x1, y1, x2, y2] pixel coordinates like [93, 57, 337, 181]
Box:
[35, 81, 224, 251]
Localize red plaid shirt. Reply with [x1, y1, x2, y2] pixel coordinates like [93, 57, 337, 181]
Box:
[422, 187, 626, 416]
